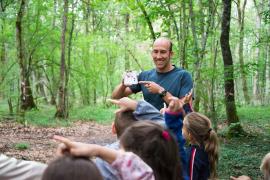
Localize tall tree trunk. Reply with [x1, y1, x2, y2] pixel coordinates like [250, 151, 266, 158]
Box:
[252, 0, 261, 105]
[189, 0, 212, 111]
[35, 71, 48, 104]
[189, 0, 201, 111]
[210, 40, 219, 131]
[0, 20, 6, 99]
[220, 0, 239, 125]
[82, 0, 91, 105]
[180, 2, 188, 68]
[16, 0, 36, 111]
[55, 0, 68, 118]
[124, 13, 130, 70]
[65, 0, 76, 114]
[159, 1, 181, 61]
[266, 16, 270, 104]
[237, 0, 250, 104]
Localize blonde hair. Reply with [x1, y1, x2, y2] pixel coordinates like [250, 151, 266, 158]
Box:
[260, 152, 270, 180]
[184, 112, 219, 179]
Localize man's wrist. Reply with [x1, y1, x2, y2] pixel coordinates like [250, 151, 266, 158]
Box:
[159, 89, 167, 98]
[158, 87, 165, 94]
[120, 82, 127, 89]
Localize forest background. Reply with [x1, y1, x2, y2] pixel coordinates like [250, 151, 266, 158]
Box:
[0, 0, 269, 179]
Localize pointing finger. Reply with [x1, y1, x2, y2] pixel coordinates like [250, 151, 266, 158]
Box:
[107, 99, 120, 105]
[139, 81, 151, 85]
[53, 135, 74, 148]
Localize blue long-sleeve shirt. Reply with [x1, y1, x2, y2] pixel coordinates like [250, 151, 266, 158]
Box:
[164, 110, 210, 180]
[164, 112, 188, 171]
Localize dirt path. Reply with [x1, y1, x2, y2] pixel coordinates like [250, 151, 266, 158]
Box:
[0, 120, 117, 163]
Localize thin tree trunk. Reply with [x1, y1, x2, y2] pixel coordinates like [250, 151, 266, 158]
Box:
[0, 20, 6, 98]
[189, 0, 212, 111]
[8, 98, 13, 115]
[55, 0, 68, 118]
[136, 0, 156, 41]
[83, 0, 91, 105]
[50, 0, 58, 105]
[65, 0, 76, 115]
[125, 13, 130, 70]
[210, 40, 218, 131]
[189, 0, 201, 111]
[159, 0, 181, 60]
[35, 71, 48, 104]
[237, 0, 250, 104]
[16, 0, 36, 111]
[266, 10, 270, 104]
[220, 0, 239, 125]
[180, 2, 188, 68]
[252, 0, 261, 105]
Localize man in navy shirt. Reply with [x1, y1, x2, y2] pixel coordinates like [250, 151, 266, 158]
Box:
[112, 37, 193, 110]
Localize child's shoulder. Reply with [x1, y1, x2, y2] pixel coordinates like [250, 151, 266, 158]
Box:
[187, 145, 209, 164]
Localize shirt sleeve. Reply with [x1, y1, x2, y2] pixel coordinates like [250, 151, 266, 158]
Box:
[95, 157, 119, 180]
[133, 100, 164, 121]
[0, 154, 47, 180]
[183, 103, 193, 114]
[111, 152, 154, 180]
[164, 112, 188, 174]
[179, 71, 193, 98]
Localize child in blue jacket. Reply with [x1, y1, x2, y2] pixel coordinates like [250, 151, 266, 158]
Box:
[165, 97, 219, 180]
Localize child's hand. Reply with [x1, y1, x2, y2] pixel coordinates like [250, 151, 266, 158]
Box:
[167, 97, 184, 113]
[54, 135, 100, 157]
[230, 175, 251, 180]
[108, 97, 138, 113]
[182, 90, 193, 104]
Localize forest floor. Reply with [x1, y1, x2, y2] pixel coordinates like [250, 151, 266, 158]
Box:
[0, 104, 269, 180]
[0, 120, 116, 163]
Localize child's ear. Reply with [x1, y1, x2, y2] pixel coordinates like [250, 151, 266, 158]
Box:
[111, 122, 116, 135]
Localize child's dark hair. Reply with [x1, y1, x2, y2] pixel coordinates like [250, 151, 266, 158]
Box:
[184, 112, 219, 179]
[42, 155, 102, 180]
[114, 110, 137, 138]
[120, 121, 183, 180]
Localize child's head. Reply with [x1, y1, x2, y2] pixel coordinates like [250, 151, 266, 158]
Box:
[42, 155, 102, 180]
[260, 152, 270, 180]
[120, 121, 183, 180]
[183, 112, 219, 179]
[113, 110, 137, 138]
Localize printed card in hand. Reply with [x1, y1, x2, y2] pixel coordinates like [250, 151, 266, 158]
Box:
[123, 71, 138, 86]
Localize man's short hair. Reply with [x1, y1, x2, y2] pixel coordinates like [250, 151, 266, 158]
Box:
[154, 37, 173, 52]
[169, 41, 173, 51]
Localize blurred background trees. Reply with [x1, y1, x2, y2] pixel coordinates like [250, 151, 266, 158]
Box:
[0, 0, 269, 124]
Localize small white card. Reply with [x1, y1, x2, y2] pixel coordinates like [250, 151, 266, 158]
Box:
[123, 71, 138, 86]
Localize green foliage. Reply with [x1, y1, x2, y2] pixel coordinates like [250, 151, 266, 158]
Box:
[219, 136, 269, 179]
[218, 106, 270, 179]
[226, 122, 246, 138]
[69, 105, 116, 124]
[24, 105, 70, 127]
[262, 9, 270, 24]
[237, 106, 270, 135]
[14, 142, 30, 150]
